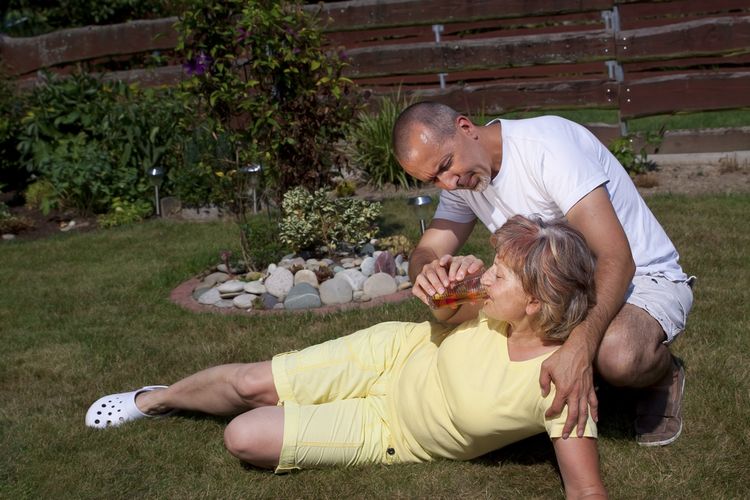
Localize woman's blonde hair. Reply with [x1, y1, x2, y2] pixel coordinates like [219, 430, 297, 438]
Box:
[491, 215, 597, 341]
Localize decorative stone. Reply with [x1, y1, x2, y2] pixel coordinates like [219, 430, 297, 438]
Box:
[360, 243, 375, 256]
[233, 293, 257, 309]
[353, 290, 371, 302]
[244, 271, 263, 282]
[160, 196, 182, 217]
[261, 293, 279, 309]
[273, 303, 285, 309]
[267, 263, 277, 274]
[265, 267, 294, 299]
[360, 256, 376, 277]
[398, 261, 409, 276]
[284, 283, 322, 310]
[395, 275, 411, 286]
[192, 285, 213, 301]
[342, 261, 357, 269]
[397, 281, 412, 291]
[198, 288, 222, 305]
[333, 265, 345, 274]
[244, 280, 266, 295]
[280, 257, 306, 269]
[374, 251, 397, 277]
[216, 264, 229, 273]
[218, 280, 246, 294]
[203, 272, 229, 287]
[337, 269, 367, 292]
[319, 276, 354, 305]
[321, 258, 335, 267]
[215, 299, 235, 308]
[364, 272, 398, 298]
[294, 269, 319, 288]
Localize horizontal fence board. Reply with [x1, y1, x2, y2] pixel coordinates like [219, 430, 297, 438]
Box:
[620, 71, 750, 118]
[0, 17, 178, 77]
[622, 53, 750, 75]
[354, 62, 609, 90]
[15, 64, 185, 91]
[617, 16, 750, 61]
[616, 0, 750, 30]
[406, 78, 618, 115]
[327, 11, 605, 48]
[318, 0, 614, 30]
[345, 29, 613, 78]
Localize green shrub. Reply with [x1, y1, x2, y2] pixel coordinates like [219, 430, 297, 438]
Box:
[609, 129, 663, 177]
[344, 92, 418, 188]
[175, 0, 360, 205]
[24, 179, 58, 215]
[0, 71, 27, 192]
[279, 187, 381, 253]
[18, 73, 186, 214]
[239, 215, 290, 271]
[97, 198, 154, 228]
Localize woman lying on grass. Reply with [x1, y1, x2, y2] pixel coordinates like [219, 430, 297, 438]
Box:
[86, 214, 606, 499]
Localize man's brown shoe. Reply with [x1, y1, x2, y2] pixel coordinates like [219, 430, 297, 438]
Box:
[635, 357, 685, 446]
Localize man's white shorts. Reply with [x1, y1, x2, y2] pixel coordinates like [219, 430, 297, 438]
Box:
[625, 274, 696, 344]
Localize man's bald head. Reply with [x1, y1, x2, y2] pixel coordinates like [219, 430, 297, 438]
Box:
[392, 102, 461, 163]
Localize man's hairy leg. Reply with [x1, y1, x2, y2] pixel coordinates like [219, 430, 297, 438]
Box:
[594, 304, 672, 388]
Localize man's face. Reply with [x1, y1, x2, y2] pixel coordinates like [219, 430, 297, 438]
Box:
[399, 122, 492, 192]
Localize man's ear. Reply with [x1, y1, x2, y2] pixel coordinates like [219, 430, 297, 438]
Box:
[456, 115, 476, 137]
[525, 296, 541, 316]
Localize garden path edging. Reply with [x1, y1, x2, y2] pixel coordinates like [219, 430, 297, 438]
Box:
[170, 277, 415, 316]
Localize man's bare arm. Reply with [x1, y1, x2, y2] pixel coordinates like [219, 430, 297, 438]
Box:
[540, 186, 635, 437]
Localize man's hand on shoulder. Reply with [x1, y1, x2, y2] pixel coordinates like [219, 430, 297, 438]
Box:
[540, 331, 599, 439]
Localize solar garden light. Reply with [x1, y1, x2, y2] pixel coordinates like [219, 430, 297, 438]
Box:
[147, 167, 165, 216]
[239, 163, 263, 214]
[407, 195, 433, 235]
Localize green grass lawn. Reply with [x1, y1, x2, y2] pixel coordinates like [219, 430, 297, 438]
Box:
[1, 194, 748, 498]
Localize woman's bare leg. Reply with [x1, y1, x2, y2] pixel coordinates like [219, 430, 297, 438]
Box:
[135, 361, 278, 416]
[224, 406, 285, 469]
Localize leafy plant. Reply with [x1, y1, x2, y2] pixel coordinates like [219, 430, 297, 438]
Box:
[97, 197, 154, 228]
[279, 186, 381, 253]
[609, 128, 664, 177]
[0, 69, 27, 192]
[175, 0, 360, 204]
[344, 91, 418, 188]
[17, 73, 186, 215]
[239, 215, 291, 271]
[24, 179, 58, 215]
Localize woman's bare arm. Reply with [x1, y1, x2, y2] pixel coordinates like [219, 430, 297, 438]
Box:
[552, 437, 607, 499]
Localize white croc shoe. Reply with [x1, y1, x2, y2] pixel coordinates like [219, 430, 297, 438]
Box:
[85, 385, 173, 429]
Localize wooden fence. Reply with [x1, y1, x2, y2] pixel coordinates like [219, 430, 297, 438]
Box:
[2, 0, 749, 151]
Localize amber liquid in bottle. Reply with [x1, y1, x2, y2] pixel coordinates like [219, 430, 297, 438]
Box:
[428, 275, 488, 309]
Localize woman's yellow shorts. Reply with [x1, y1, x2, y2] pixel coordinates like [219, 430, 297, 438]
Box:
[270, 321, 430, 473]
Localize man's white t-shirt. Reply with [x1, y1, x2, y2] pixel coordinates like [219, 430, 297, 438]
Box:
[434, 116, 687, 281]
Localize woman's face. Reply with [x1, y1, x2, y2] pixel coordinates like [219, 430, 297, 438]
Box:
[480, 256, 530, 323]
